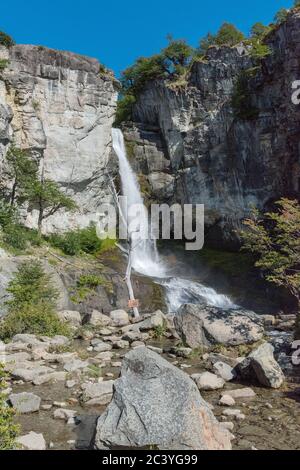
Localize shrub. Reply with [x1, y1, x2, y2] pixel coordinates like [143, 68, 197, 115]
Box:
[198, 23, 245, 54]
[0, 200, 16, 228]
[114, 94, 136, 126]
[274, 8, 289, 25]
[5, 260, 58, 310]
[0, 31, 15, 48]
[1, 224, 41, 251]
[249, 41, 271, 61]
[0, 364, 19, 450]
[48, 224, 108, 256]
[0, 59, 9, 71]
[0, 303, 70, 341]
[0, 260, 70, 340]
[240, 199, 300, 339]
[231, 70, 259, 120]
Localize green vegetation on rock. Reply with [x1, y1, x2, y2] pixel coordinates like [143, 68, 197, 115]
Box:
[198, 22, 245, 55]
[0, 31, 15, 48]
[0, 260, 70, 341]
[231, 69, 260, 120]
[0, 364, 19, 450]
[240, 198, 300, 338]
[48, 224, 115, 256]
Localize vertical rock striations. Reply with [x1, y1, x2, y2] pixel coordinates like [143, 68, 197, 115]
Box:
[0, 45, 118, 232]
[123, 12, 300, 246]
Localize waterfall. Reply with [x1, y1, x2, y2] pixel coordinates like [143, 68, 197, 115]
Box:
[112, 128, 166, 278]
[112, 128, 236, 312]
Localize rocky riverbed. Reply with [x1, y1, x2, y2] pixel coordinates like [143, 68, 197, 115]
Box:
[1, 307, 299, 450]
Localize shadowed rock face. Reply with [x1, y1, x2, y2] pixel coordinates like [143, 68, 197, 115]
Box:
[0, 44, 118, 233]
[123, 12, 300, 247]
[174, 304, 264, 348]
[94, 347, 232, 450]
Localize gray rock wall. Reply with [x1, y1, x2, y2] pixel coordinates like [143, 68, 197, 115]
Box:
[0, 45, 118, 232]
[123, 12, 300, 246]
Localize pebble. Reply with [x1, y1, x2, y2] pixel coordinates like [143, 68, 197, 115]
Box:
[66, 380, 76, 389]
[53, 401, 67, 408]
[219, 395, 236, 407]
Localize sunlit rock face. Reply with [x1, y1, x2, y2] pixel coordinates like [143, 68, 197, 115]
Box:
[0, 44, 118, 232]
[123, 12, 300, 247]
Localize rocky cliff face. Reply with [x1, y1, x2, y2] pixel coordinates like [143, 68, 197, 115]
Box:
[123, 12, 300, 246]
[0, 45, 118, 232]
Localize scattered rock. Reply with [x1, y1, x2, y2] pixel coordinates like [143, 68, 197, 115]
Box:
[221, 388, 256, 400]
[66, 380, 76, 389]
[109, 310, 129, 327]
[81, 380, 114, 406]
[57, 310, 82, 328]
[91, 339, 112, 353]
[249, 342, 285, 389]
[131, 341, 145, 348]
[17, 432, 46, 450]
[222, 409, 245, 421]
[53, 408, 77, 421]
[170, 347, 193, 358]
[222, 422, 235, 431]
[9, 392, 41, 413]
[174, 304, 264, 348]
[219, 395, 236, 407]
[33, 371, 67, 386]
[112, 340, 129, 349]
[94, 347, 232, 450]
[136, 310, 167, 331]
[88, 310, 112, 327]
[213, 362, 236, 382]
[41, 404, 52, 411]
[63, 359, 89, 372]
[192, 372, 225, 391]
[261, 315, 276, 326]
[95, 351, 113, 362]
[147, 345, 163, 354]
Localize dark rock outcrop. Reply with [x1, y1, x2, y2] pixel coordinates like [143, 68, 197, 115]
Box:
[174, 303, 264, 348]
[123, 12, 300, 246]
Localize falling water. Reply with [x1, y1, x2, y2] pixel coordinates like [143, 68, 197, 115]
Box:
[112, 128, 236, 312]
[112, 128, 166, 278]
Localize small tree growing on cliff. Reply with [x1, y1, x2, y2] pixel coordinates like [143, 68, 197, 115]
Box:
[240, 198, 300, 338]
[1, 147, 38, 207]
[26, 178, 77, 234]
[0, 31, 15, 48]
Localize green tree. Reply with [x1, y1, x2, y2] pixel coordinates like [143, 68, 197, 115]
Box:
[26, 179, 76, 234]
[274, 8, 289, 25]
[0, 31, 15, 48]
[0, 364, 19, 450]
[240, 199, 300, 338]
[250, 22, 271, 39]
[199, 23, 245, 54]
[2, 147, 38, 207]
[161, 39, 194, 74]
[0, 260, 70, 340]
[6, 259, 58, 310]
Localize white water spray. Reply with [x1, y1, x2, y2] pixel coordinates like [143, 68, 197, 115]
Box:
[112, 128, 237, 312]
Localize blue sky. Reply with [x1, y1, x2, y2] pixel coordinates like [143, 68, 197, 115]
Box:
[0, 0, 293, 76]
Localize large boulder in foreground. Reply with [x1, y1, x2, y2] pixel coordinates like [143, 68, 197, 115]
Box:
[174, 304, 264, 348]
[94, 347, 232, 450]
